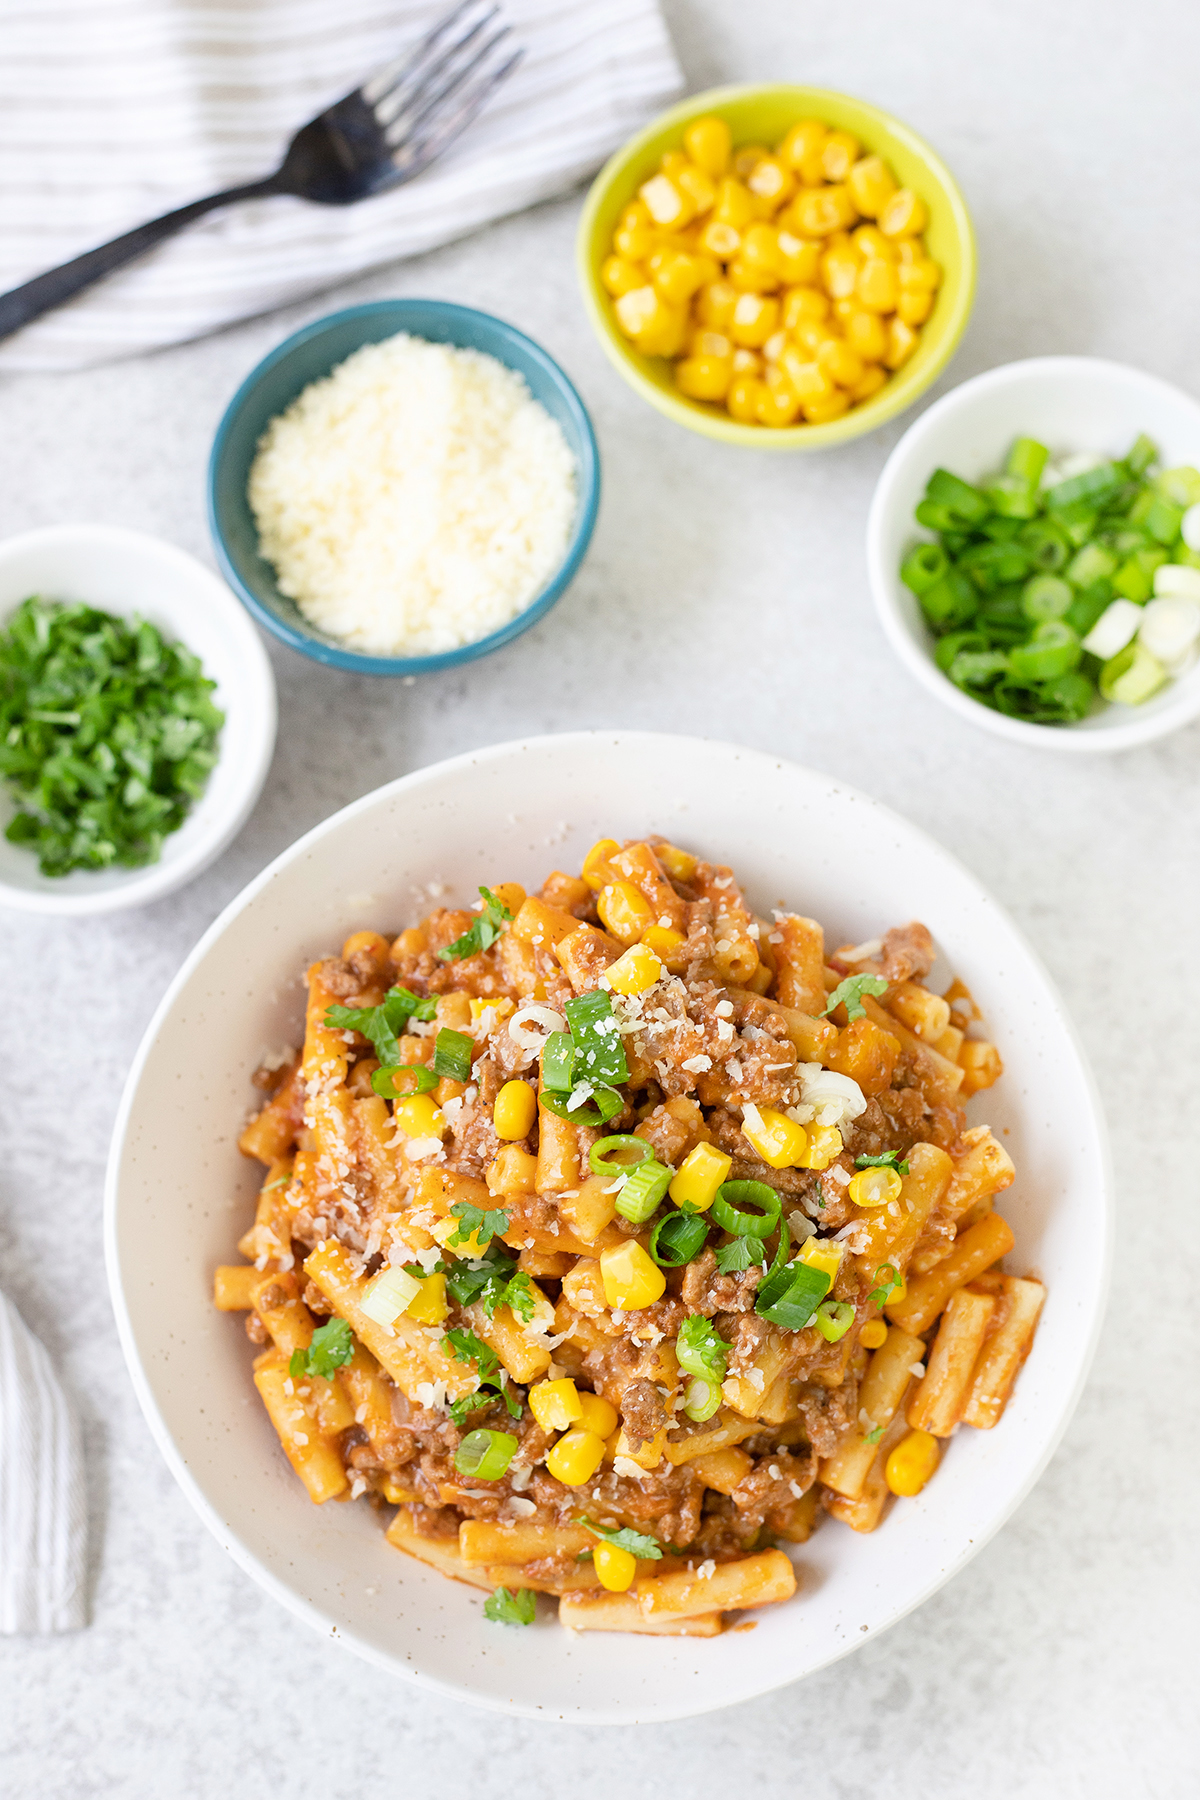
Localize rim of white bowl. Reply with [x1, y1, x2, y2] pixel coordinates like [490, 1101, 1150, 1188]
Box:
[104, 731, 1113, 1720]
[867, 355, 1200, 753]
[0, 524, 277, 914]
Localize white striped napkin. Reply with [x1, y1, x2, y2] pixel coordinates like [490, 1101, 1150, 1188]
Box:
[0, 0, 683, 373]
[0, 1291, 88, 1634]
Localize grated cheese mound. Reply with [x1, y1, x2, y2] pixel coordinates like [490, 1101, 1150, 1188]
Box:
[248, 332, 577, 655]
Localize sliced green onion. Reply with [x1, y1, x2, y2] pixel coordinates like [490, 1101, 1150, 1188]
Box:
[925, 467, 990, 522]
[1007, 436, 1049, 486]
[754, 1258, 831, 1330]
[371, 1063, 438, 1099]
[649, 1210, 709, 1267]
[683, 1376, 722, 1423]
[1045, 461, 1123, 511]
[900, 542, 949, 594]
[1016, 518, 1069, 570]
[675, 1315, 729, 1384]
[564, 989, 629, 1087]
[710, 1180, 781, 1239]
[1125, 433, 1158, 478]
[919, 570, 977, 630]
[539, 1085, 623, 1127]
[1144, 495, 1183, 546]
[432, 1027, 473, 1084]
[454, 1429, 518, 1481]
[1066, 542, 1117, 587]
[933, 629, 988, 673]
[540, 1031, 575, 1092]
[1156, 462, 1200, 505]
[913, 499, 960, 533]
[813, 1299, 855, 1343]
[948, 649, 1008, 692]
[613, 1159, 672, 1223]
[765, 1216, 791, 1283]
[1100, 641, 1167, 705]
[589, 1135, 653, 1176]
[984, 474, 1038, 519]
[1007, 621, 1081, 682]
[1021, 574, 1073, 623]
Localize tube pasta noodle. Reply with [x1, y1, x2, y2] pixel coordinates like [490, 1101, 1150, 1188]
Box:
[216, 836, 1045, 1636]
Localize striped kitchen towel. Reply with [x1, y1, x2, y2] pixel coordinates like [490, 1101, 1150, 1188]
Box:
[0, 1290, 88, 1633]
[0, 0, 683, 373]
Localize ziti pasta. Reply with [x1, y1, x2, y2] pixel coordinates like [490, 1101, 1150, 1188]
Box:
[216, 837, 1044, 1635]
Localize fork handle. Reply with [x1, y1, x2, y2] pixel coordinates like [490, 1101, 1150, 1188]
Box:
[0, 177, 283, 344]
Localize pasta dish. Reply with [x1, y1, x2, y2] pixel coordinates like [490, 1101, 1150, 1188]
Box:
[215, 835, 1043, 1636]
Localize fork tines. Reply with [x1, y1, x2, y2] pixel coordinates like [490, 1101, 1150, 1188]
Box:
[363, 1, 523, 175]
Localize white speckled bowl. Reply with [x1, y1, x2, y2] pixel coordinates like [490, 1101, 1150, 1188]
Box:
[105, 732, 1111, 1722]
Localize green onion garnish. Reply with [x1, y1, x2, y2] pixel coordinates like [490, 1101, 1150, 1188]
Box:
[432, 1027, 473, 1084]
[370, 1063, 437, 1099]
[613, 1158, 672, 1224]
[710, 1179, 781, 1239]
[588, 1135, 653, 1176]
[454, 1429, 518, 1481]
[867, 1262, 902, 1310]
[564, 989, 630, 1088]
[539, 1086, 623, 1127]
[649, 1209, 709, 1267]
[813, 1299, 855, 1343]
[438, 887, 514, 963]
[540, 1030, 576, 1092]
[675, 1316, 729, 1385]
[754, 1258, 831, 1330]
[288, 1317, 354, 1381]
[822, 974, 889, 1020]
[682, 1375, 723, 1422]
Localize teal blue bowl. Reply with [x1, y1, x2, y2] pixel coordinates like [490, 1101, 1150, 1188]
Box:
[207, 300, 600, 675]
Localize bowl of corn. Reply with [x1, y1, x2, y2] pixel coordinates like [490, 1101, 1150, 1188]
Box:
[577, 84, 976, 449]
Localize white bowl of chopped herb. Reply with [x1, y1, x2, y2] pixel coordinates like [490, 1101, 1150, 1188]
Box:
[867, 356, 1200, 751]
[0, 524, 276, 913]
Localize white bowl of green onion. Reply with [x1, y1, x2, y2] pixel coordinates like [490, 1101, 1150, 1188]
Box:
[0, 524, 276, 914]
[867, 356, 1200, 751]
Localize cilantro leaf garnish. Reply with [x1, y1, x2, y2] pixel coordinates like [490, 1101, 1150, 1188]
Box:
[443, 1327, 523, 1421]
[447, 1390, 494, 1426]
[714, 1236, 766, 1275]
[675, 1316, 729, 1385]
[443, 1326, 499, 1381]
[580, 1517, 664, 1560]
[855, 1151, 910, 1175]
[324, 986, 437, 1065]
[446, 1202, 510, 1252]
[822, 974, 889, 1020]
[864, 1424, 884, 1445]
[867, 1262, 902, 1311]
[444, 1248, 533, 1323]
[438, 887, 514, 962]
[288, 1317, 354, 1381]
[0, 595, 224, 877]
[501, 1270, 537, 1324]
[483, 1585, 536, 1625]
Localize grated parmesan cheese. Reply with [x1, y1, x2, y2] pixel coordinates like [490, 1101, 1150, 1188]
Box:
[248, 333, 577, 656]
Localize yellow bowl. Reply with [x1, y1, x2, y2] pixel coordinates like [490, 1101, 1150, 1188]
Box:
[577, 84, 977, 451]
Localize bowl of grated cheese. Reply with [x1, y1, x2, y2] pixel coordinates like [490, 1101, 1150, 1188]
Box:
[208, 300, 600, 675]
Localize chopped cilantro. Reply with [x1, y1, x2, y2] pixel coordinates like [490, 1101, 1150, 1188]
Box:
[714, 1236, 766, 1275]
[483, 1585, 536, 1625]
[288, 1317, 354, 1381]
[0, 595, 224, 876]
[438, 886, 514, 962]
[444, 1248, 533, 1323]
[444, 1326, 522, 1421]
[580, 1517, 663, 1559]
[446, 1201, 510, 1253]
[501, 1270, 537, 1324]
[443, 1326, 499, 1380]
[325, 986, 436, 1065]
[855, 1151, 910, 1175]
[447, 1390, 494, 1426]
[675, 1316, 729, 1385]
[864, 1424, 884, 1445]
[822, 973, 889, 1021]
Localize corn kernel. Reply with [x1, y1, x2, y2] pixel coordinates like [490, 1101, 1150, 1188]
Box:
[655, 841, 696, 882]
[848, 1166, 903, 1208]
[649, 247, 711, 306]
[843, 308, 888, 362]
[776, 231, 821, 285]
[582, 837, 620, 890]
[730, 292, 780, 347]
[529, 1377, 584, 1434]
[593, 1538, 638, 1592]
[821, 130, 861, 183]
[856, 258, 899, 312]
[642, 924, 689, 972]
[762, 329, 788, 364]
[850, 224, 895, 262]
[797, 1236, 843, 1282]
[674, 353, 732, 402]
[741, 1105, 808, 1169]
[798, 1121, 843, 1170]
[695, 278, 739, 330]
[820, 240, 863, 300]
[601, 255, 646, 298]
[674, 162, 717, 217]
[732, 143, 769, 181]
[898, 255, 941, 291]
[640, 172, 694, 229]
[740, 222, 782, 277]
[730, 348, 763, 375]
[670, 1142, 733, 1210]
[793, 185, 858, 237]
[893, 237, 923, 265]
[392, 1092, 444, 1139]
[817, 336, 865, 388]
[713, 176, 756, 231]
[790, 318, 838, 357]
[850, 364, 888, 402]
[470, 995, 514, 1032]
[885, 1428, 941, 1497]
[614, 287, 688, 357]
[699, 219, 742, 259]
[599, 1240, 666, 1310]
[728, 256, 780, 294]
[897, 290, 933, 326]
[605, 941, 665, 996]
[545, 1428, 607, 1487]
[879, 188, 928, 238]
[597, 880, 656, 945]
[746, 155, 795, 211]
[860, 1318, 888, 1350]
[685, 115, 732, 179]
[614, 220, 660, 261]
[493, 1079, 538, 1141]
[686, 326, 733, 359]
[757, 374, 803, 427]
[884, 316, 919, 370]
[726, 374, 766, 423]
[803, 389, 851, 424]
[777, 119, 827, 185]
[779, 347, 834, 402]
[781, 285, 830, 329]
[405, 1270, 448, 1326]
[847, 154, 898, 219]
[575, 1391, 618, 1439]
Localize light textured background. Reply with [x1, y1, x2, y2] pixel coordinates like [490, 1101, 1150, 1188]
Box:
[1, 1, 1197, 1794]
